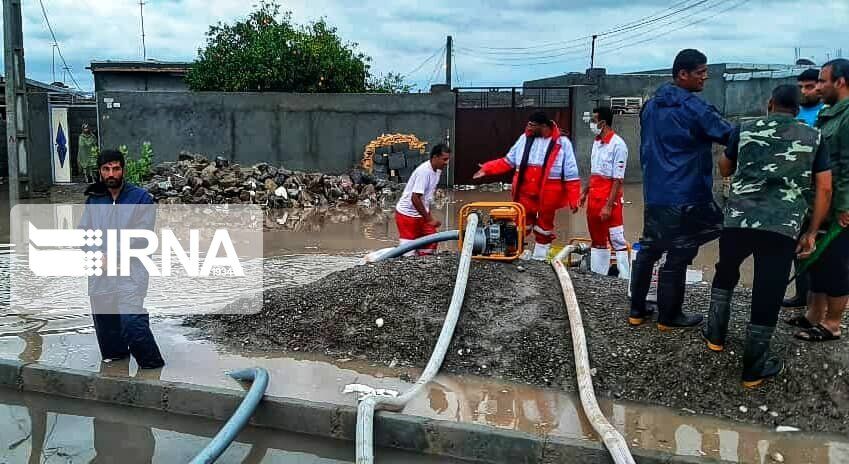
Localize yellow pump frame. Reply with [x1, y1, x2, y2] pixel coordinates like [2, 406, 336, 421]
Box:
[458, 202, 526, 261]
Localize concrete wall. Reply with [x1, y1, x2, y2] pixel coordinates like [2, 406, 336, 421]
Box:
[96, 91, 455, 176]
[724, 77, 795, 117]
[93, 72, 189, 92]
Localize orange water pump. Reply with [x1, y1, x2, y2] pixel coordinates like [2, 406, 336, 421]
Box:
[458, 202, 526, 261]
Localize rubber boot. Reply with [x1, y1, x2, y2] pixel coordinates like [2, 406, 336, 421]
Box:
[628, 251, 657, 326]
[656, 270, 703, 330]
[782, 268, 808, 308]
[701, 288, 733, 351]
[615, 250, 631, 281]
[590, 248, 611, 275]
[532, 242, 551, 261]
[741, 324, 784, 388]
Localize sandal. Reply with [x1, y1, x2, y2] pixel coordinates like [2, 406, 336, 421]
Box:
[783, 315, 814, 329]
[794, 324, 841, 342]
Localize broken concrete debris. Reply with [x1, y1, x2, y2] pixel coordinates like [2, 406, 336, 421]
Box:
[142, 153, 403, 209]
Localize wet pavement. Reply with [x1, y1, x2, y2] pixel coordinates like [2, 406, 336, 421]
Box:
[0, 183, 834, 464]
[0, 389, 468, 463]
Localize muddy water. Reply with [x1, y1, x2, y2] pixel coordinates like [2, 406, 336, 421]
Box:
[1, 317, 847, 464]
[0, 184, 822, 464]
[0, 389, 468, 463]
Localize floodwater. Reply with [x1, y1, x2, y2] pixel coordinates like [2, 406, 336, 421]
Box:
[0, 389, 469, 464]
[0, 183, 829, 464]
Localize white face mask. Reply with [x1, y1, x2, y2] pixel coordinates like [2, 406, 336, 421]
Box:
[589, 122, 602, 136]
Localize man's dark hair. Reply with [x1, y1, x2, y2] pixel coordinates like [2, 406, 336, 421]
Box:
[823, 58, 849, 84]
[798, 68, 820, 82]
[528, 111, 553, 127]
[772, 84, 800, 110]
[430, 143, 451, 158]
[97, 149, 125, 168]
[672, 49, 708, 78]
[593, 106, 614, 126]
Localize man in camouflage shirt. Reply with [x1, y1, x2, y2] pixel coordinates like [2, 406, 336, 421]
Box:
[703, 84, 832, 388]
[788, 58, 849, 344]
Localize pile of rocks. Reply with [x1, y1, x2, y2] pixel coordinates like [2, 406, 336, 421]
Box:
[142, 153, 402, 209]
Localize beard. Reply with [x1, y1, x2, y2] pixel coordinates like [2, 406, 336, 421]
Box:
[801, 95, 821, 107]
[103, 177, 122, 188]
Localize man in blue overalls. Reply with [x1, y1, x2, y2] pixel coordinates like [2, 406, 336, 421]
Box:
[80, 149, 165, 369]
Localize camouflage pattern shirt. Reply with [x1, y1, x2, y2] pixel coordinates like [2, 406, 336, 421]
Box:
[723, 113, 829, 239]
[817, 98, 849, 216]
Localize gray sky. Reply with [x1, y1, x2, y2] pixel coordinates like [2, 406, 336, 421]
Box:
[4, 0, 849, 91]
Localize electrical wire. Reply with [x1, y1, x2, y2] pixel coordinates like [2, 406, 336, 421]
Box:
[37, 0, 82, 89]
[466, 0, 710, 53]
[403, 46, 444, 79]
[600, 0, 749, 57]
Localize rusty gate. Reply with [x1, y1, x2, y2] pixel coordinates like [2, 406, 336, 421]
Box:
[452, 87, 573, 185]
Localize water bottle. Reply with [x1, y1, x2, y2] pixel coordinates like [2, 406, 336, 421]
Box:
[627, 243, 639, 298]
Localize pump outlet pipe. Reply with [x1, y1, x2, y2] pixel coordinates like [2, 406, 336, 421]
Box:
[190, 367, 269, 464]
[355, 214, 478, 464]
[552, 245, 636, 464]
[364, 230, 460, 263]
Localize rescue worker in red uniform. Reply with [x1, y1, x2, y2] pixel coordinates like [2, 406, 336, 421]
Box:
[473, 112, 581, 260]
[580, 106, 630, 279]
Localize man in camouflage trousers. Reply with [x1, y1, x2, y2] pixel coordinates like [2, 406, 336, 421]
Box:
[703, 84, 832, 388]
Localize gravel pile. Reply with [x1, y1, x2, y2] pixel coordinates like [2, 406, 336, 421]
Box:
[186, 255, 849, 434]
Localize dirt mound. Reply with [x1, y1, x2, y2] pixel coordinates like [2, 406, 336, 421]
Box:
[186, 255, 849, 434]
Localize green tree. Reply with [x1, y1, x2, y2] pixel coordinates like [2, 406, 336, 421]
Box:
[186, 1, 412, 93]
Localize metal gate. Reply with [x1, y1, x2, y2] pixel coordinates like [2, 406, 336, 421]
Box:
[452, 87, 572, 185]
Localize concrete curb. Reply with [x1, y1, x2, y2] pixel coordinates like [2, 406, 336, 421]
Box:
[0, 358, 727, 464]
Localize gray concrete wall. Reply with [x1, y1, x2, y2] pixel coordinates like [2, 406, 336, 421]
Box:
[93, 72, 189, 92]
[96, 91, 455, 176]
[724, 77, 795, 117]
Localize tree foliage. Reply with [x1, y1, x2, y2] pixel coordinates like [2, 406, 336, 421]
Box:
[186, 1, 411, 93]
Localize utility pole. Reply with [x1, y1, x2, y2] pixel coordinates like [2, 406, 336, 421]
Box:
[139, 0, 147, 60]
[4, 0, 30, 206]
[590, 35, 598, 69]
[445, 35, 453, 87]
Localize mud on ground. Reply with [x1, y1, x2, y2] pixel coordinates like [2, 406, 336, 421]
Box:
[186, 255, 849, 434]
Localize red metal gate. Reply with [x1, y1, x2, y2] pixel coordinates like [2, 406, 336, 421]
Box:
[452, 87, 572, 185]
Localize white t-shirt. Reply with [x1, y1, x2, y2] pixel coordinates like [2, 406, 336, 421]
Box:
[396, 161, 441, 218]
[504, 134, 580, 180]
[590, 133, 627, 179]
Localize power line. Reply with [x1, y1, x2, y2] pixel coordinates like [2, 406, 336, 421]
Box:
[426, 50, 445, 87]
[466, 0, 707, 53]
[600, 0, 749, 57]
[37, 0, 81, 89]
[453, 50, 463, 87]
[403, 46, 444, 79]
[456, 0, 733, 67]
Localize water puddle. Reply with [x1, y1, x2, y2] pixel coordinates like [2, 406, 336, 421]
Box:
[0, 389, 465, 463]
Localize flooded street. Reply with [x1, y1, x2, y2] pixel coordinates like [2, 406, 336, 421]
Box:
[0, 389, 468, 463]
[0, 184, 830, 464]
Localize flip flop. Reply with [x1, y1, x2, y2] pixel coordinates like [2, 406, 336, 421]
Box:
[794, 324, 841, 342]
[783, 315, 814, 329]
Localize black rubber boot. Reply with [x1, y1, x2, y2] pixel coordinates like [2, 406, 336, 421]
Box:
[741, 324, 784, 388]
[628, 252, 657, 326]
[701, 288, 733, 351]
[657, 270, 703, 330]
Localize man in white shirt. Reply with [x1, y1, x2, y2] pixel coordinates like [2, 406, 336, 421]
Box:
[394, 144, 451, 256]
[580, 106, 630, 279]
[472, 112, 581, 260]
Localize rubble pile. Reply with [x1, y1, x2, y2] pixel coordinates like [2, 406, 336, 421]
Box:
[142, 153, 403, 209]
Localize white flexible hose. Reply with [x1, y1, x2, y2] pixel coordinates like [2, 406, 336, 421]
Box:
[355, 213, 479, 464]
[553, 246, 636, 464]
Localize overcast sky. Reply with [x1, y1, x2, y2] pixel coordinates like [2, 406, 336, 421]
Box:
[3, 0, 848, 92]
